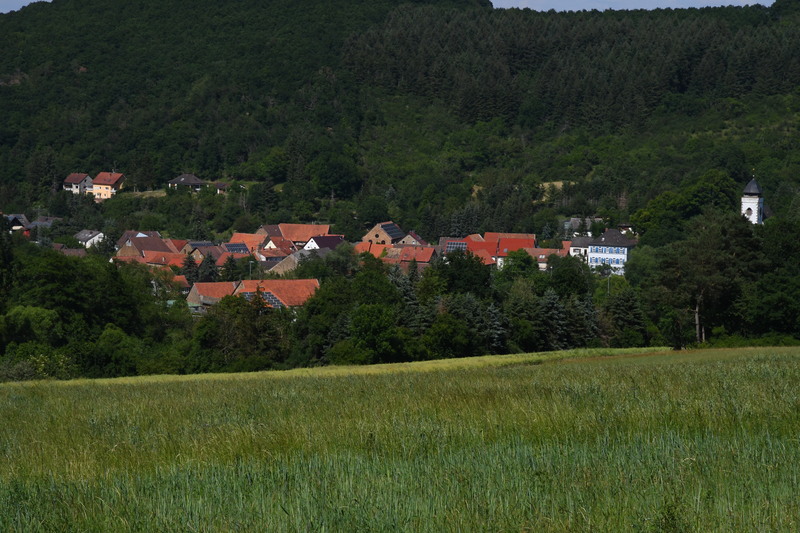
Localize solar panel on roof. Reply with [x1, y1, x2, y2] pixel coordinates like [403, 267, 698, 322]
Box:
[189, 241, 214, 248]
[380, 223, 405, 240]
[224, 243, 250, 254]
[262, 291, 284, 308]
[445, 241, 467, 253]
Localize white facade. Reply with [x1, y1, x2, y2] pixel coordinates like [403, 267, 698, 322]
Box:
[741, 178, 764, 225]
[587, 245, 630, 273]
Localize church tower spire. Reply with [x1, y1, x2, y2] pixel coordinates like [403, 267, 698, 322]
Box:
[741, 177, 763, 224]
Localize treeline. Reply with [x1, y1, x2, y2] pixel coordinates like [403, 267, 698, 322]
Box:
[3, 0, 800, 239]
[4, 202, 800, 381]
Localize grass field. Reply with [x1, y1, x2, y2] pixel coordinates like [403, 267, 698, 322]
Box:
[1, 346, 799, 531]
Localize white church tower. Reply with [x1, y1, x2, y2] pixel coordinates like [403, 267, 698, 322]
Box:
[741, 178, 764, 225]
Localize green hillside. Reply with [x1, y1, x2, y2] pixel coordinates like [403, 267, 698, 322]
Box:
[1, 0, 800, 236]
[1, 346, 799, 530]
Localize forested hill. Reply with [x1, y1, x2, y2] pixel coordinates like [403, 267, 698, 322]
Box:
[2, 0, 800, 240]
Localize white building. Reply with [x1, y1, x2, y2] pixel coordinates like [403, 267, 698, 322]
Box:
[741, 178, 764, 225]
[587, 229, 636, 274]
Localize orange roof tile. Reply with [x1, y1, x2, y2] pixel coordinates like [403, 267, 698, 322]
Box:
[484, 232, 536, 242]
[64, 173, 90, 184]
[234, 279, 320, 307]
[192, 282, 239, 299]
[142, 251, 186, 268]
[229, 233, 267, 251]
[279, 223, 330, 243]
[399, 246, 436, 263]
[93, 172, 124, 186]
[216, 252, 250, 267]
[466, 241, 499, 256]
[354, 241, 389, 258]
[471, 249, 496, 266]
[496, 237, 537, 256]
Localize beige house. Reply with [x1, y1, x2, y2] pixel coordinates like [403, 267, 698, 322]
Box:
[92, 172, 125, 201]
[362, 221, 405, 245]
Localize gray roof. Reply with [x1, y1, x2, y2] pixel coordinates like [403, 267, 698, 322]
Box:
[570, 236, 594, 247]
[380, 222, 405, 241]
[589, 229, 637, 248]
[75, 229, 102, 243]
[743, 179, 762, 196]
[169, 173, 203, 185]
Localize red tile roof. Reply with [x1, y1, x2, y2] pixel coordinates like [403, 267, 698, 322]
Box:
[166, 239, 188, 252]
[484, 232, 536, 242]
[215, 252, 250, 267]
[234, 279, 320, 307]
[471, 249, 496, 266]
[142, 251, 186, 268]
[279, 223, 330, 244]
[192, 282, 239, 300]
[64, 173, 90, 184]
[354, 241, 389, 258]
[93, 172, 125, 186]
[399, 246, 436, 263]
[496, 237, 537, 256]
[265, 236, 296, 254]
[126, 236, 175, 255]
[229, 232, 267, 251]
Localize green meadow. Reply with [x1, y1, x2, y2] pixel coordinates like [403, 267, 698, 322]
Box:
[1, 346, 799, 531]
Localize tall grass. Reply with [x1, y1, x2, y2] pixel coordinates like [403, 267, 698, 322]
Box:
[1, 346, 798, 531]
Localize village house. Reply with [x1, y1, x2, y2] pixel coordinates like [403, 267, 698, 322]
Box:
[63, 173, 93, 195]
[587, 229, 637, 274]
[303, 235, 345, 251]
[117, 234, 179, 259]
[74, 229, 105, 248]
[186, 281, 240, 312]
[187, 279, 320, 312]
[92, 172, 125, 201]
[228, 232, 268, 253]
[168, 173, 204, 192]
[233, 279, 320, 309]
[5, 214, 30, 232]
[397, 230, 427, 246]
[354, 241, 390, 259]
[362, 221, 405, 245]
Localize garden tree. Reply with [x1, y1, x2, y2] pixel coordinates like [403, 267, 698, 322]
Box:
[289, 276, 358, 366]
[197, 254, 219, 283]
[219, 254, 240, 282]
[88, 323, 143, 378]
[547, 254, 594, 298]
[328, 304, 411, 365]
[181, 255, 199, 285]
[389, 266, 432, 334]
[190, 294, 290, 372]
[493, 249, 540, 293]
[425, 250, 492, 299]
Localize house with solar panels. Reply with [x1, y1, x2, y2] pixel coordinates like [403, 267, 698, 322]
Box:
[362, 221, 406, 245]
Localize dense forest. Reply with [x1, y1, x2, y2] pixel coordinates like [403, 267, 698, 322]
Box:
[2, 0, 800, 379]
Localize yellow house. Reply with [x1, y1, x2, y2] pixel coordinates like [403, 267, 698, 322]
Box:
[92, 172, 125, 201]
